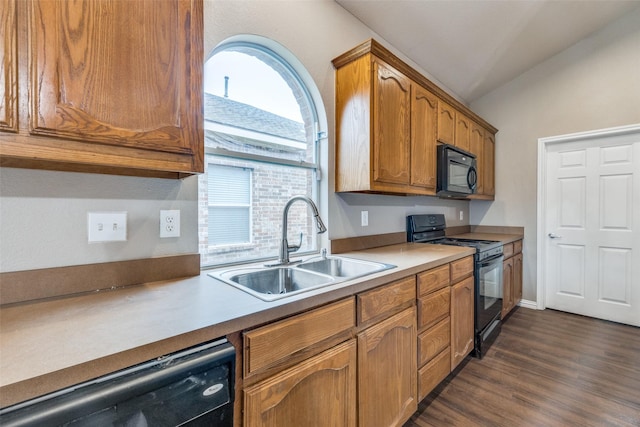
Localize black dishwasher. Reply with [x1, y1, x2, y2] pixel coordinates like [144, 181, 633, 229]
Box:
[0, 339, 235, 427]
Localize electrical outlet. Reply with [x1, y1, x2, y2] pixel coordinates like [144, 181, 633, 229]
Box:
[88, 212, 127, 242]
[459, 210, 464, 221]
[361, 210, 369, 227]
[160, 210, 180, 238]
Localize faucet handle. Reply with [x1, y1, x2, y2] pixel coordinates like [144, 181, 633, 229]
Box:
[287, 233, 303, 253]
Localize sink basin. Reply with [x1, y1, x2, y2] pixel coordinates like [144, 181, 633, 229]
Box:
[210, 256, 395, 301]
[211, 267, 335, 301]
[296, 256, 395, 279]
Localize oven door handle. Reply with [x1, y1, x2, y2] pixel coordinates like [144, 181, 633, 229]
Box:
[478, 254, 504, 267]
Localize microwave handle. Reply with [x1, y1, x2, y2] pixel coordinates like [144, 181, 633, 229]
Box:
[467, 166, 478, 190]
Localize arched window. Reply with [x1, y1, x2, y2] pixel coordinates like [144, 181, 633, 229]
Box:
[199, 39, 324, 267]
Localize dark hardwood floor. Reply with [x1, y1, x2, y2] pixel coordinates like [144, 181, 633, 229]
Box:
[405, 307, 640, 427]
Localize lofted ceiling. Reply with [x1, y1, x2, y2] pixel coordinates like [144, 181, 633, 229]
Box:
[336, 0, 640, 103]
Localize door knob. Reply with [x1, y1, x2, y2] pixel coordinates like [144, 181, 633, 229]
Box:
[548, 233, 563, 239]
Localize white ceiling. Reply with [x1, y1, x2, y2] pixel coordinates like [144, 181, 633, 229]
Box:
[336, 0, 640, 103]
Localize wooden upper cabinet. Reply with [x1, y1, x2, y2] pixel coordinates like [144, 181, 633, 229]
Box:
[372, 58, 411, 186]
[437, 100, 455, 146]
[483, 131, 496, 196]
[0, 0, 203, 178]
[470, 121, 485, 195]
[333, 39, 497, 197]
[0, 0, 17, 133]
[454, 113, 471, 152]
[410, 85, 438, 190]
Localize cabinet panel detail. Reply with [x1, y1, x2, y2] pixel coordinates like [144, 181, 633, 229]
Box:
[451, 276, 474, 369]
[29, 0, 199, 155]
[357, 276, 416, 326]
[244, 339, 357, 427]
[244, 298, 355, 377]
[410, 85, 438, 190]
[418, 317, 450, 367]
[437, 100, 455, 145]
[358, 307, 417, 427]
[417, 264, 450, 296]
[418, 286, 450, 330]
[455, 113, 470, 152]
[372, 59, 411, 185]
[418, 346, 450, 401]
[450, 256, 474, 283]
[0, 0, 17, 133]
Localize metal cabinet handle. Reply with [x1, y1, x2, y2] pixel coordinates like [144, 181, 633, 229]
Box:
[548, 233, 563, 239]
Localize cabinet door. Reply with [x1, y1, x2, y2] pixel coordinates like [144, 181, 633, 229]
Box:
[244, 340, 357, 427]
[483, 132, 496, 196]
[451, 276, 474, 369]
[358, 307, 417, 427]
[454, 113, 471, 152]
[0, 0, 17, 133]
[372, 59, 411, 185]
[410, 84, 437, 191]
[437, 99, 455, 145]
[513, 253, 523, 306]
[502, 257, 514, 318]
[470, 122, 484, 194]
[28, 0, 202, 163]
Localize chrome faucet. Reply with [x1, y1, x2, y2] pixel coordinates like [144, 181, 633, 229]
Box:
[269, 196, 327, 266]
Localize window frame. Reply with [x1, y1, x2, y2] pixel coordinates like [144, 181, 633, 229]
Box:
[200, 39, 325, 269]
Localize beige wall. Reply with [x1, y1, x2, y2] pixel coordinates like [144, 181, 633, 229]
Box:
[6, 1, 634, 275]
[469, 8, 640, 302]
[1, 0, 467, 273]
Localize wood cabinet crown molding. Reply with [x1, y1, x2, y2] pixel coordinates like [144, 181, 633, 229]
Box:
[332, 39, 497, 134]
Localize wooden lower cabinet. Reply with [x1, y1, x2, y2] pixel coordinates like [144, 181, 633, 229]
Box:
[514, 253, 523, 304]
[502, 257, 514, 319]
[450, 276, 475, 369]
[418, 347, 451, 401]
[358, 306, 417, 427]
[502, 239, 524, 319]
[244, 339, 357, 427]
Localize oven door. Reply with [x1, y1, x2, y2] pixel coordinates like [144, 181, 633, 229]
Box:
[476, 254, 503, 332]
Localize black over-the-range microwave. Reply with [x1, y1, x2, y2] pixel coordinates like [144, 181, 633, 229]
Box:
[437, 144, 478, 198]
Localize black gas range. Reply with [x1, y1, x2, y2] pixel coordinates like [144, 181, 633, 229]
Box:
[407, 214, 504, 359]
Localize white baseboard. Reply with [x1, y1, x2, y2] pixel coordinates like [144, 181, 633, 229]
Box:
[517, 299, 538, 310]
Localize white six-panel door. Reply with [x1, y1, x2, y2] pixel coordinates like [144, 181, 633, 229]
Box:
[541, 126, 640, 326]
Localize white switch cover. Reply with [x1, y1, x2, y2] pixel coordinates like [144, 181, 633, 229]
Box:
[361, 210, 369, 227]
[88, 212, 127, 242]
[459, 210, 464, 221]
[160, 210, 181, 238]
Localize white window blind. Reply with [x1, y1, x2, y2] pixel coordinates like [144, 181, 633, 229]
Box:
[208, 164, 251, 245]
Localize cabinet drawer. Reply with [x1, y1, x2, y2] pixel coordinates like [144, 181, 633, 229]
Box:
[418, 346, 451, 401]
[450, 256, 474, 283]
[244, 298, 355, 377]
[503, 243, 514, 259]
[417, 265, 450, 297]
[357, 276, 416, 326]
[513, 240, 522, 255]
[418, 317, 451, 367]
[418, 287, 450, 330]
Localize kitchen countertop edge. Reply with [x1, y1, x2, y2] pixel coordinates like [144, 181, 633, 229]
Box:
[0, 235, 523, 408]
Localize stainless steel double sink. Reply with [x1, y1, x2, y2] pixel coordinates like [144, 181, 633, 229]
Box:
[209, 256, 395, 301]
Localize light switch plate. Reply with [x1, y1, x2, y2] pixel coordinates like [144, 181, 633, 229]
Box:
[361, 210, 369, 227]
[88, 212, 127, 242]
